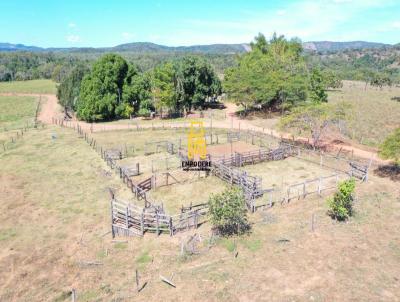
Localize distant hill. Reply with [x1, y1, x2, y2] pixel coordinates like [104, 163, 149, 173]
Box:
[2, 40, 395, 54]
[0, 42, 250, 54]
[0, 43, 43, 52]
[303, 41, 391, 52]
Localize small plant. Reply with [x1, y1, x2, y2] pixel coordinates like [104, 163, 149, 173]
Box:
[208, 187, 250, 236]
[327, 178, 356, 221]
[379, 128, 400, 166]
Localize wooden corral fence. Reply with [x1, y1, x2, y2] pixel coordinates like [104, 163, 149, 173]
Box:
[349, 161, 370, 181]
[111, 198, 208, 237]
[153, 171, 181, 188]
[211, 161, 263, 210]
[285, 173, 344, 202]
[144, 140, 176, 155]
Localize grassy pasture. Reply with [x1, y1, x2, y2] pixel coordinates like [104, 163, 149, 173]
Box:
[328, 80, 400, 147]
[247, 80, 400, 148]
[0, 83, 399, 300]
[0, 123, 399, 300]
[0, 95, 38, 131]
[0, 79, 57, 94]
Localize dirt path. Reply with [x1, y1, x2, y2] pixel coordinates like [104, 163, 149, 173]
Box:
[2, 92, 382, 163]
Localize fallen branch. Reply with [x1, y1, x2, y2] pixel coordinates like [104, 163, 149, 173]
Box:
[160, 274, 176, 288]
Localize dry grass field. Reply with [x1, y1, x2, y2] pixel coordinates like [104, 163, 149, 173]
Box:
[1, 125, 399, 301]
[0, 80, 400, 301]
[328, 80, 400, 147]
[245, 80, 400, 148]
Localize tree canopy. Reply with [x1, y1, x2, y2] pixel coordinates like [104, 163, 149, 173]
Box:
[224, 33, 308, 112]
[208, 187, 250, 236]
[280, 102, 349, 148]
[150, 56, 221, 115]
[76, 54, 152, 121]
[56, 64, 89, 111]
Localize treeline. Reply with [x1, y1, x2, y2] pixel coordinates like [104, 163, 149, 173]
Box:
[0, 51, 235, 83]
[0, 52, 83, 82]
[307, 47, 400, 84]
[58, 54, 221, 121]
[1, 43, 399, 85]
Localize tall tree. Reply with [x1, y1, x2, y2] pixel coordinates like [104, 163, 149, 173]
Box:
[151, 62, 182, 116]
[309, 68, 328, 103]
[56, 64, 89, 111]
[77, 54, 129, 121]
[224, 33, 308, 112]
[180, 56, 221, 111]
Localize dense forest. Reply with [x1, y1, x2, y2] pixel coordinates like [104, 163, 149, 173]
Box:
[1, 40, 399, 84]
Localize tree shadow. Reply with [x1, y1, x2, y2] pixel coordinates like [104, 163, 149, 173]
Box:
[373, 164, 400, 182]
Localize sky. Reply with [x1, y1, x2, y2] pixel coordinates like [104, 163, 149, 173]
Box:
[0, 0, 399, 48]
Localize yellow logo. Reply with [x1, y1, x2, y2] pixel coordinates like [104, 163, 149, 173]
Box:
[187, 121, 207, 160]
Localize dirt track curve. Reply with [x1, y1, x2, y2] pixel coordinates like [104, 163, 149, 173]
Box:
[2, 92, 383, 163]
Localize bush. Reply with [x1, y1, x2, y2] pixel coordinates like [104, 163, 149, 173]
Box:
[208, 187, 250, 236]
[327, 178, 356, 221]
[379, 128, 400, 165]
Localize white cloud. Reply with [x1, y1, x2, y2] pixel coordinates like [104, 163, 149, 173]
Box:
[66, 34, 81, 43]
[68, 22, 76, 28]
[179, 0, 396, 44]
[121, 32, 136, 41]
[276, 10, 286, 16]
[392, 21, 400, 28]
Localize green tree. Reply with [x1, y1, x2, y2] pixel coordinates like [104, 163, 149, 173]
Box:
[322, 70, 343, 89]
[309, 68, 328, 103]
[280, 102, 349, 149]
[77, 54, 129, 121]
[121, 64, 152, 117]
[327, 178, 356, 221]
[224, 33, 308, 112]
[379, 128, 400, 165]
[208, 187, 250, 236]
[151, 62, 182, 116]
[180, 56, 221, 111]
[56, 64, 89, 111]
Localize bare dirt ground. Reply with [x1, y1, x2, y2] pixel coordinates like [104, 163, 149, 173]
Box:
[207, 141, 261, 157]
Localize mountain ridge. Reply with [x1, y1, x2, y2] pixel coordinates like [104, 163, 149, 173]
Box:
[0, 41, 397, 54]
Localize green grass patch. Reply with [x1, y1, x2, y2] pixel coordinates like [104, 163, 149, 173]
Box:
[0, 95, 37, 130]
[135, 250, 152, 265]
[241, 238, 262, 252]
[0, 228, 17, 241]
[218, 238, 236, 252]
[113, 242, 127, 250]
[0, 79, 57, 94]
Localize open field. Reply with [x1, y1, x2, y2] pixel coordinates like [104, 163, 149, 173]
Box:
[0, 79, 399, 301]
[328, 80, 400, 147]
[243, 156, 338, 189]
[1, 124, 399, 301]
[245, 80, 400, 148]
[0, 95, 38, 131]
[0, 79, 57, 94]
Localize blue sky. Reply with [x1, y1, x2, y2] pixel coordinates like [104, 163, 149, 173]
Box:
[0, 0, 399, 47]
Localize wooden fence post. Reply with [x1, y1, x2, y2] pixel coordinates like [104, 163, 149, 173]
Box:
[140, 212, 144, 235]
[71, 289, 76, 302]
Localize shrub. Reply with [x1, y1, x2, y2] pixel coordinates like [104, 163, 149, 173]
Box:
[327, 178, 356, 221]
[379, 128, 400, 166]
[208, 187, 250, 236]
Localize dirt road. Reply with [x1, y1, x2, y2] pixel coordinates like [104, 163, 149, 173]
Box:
[3, 92, 383, 163]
